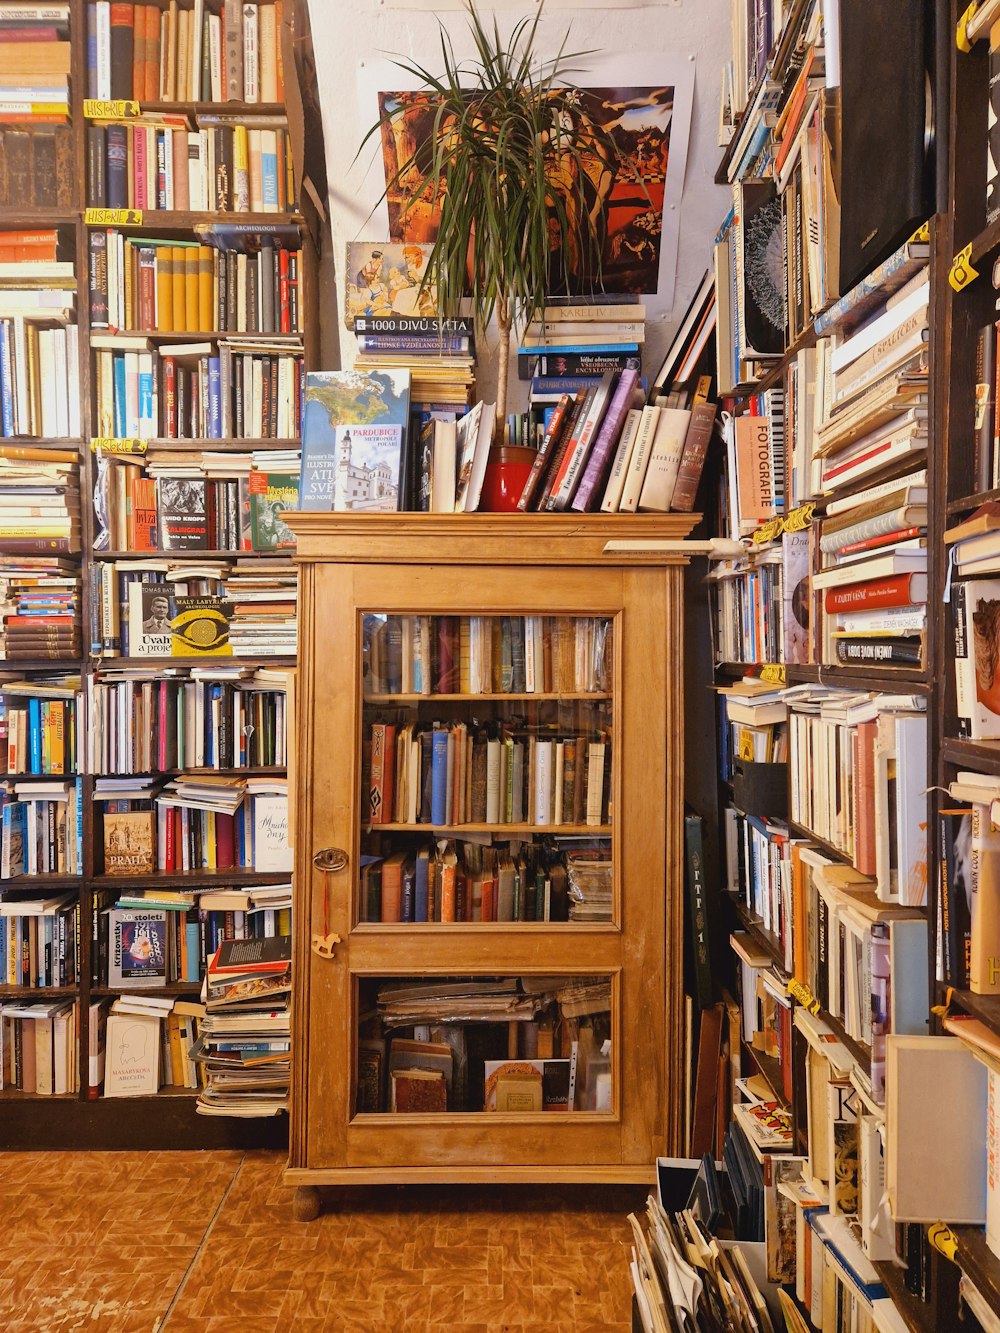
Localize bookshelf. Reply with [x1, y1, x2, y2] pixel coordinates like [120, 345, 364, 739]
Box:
[0, 0, 331, 1149]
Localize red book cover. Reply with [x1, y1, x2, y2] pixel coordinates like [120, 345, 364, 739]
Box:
[171, 127, 189, 211]
[824, 572, 927, 612]
[133, 128, 147, 213]
[131, 0, 146, 100]
[129, 475, 158, 550]
[368, 722, 396, 824]
[0, 26, 59, 40]
[144, 4, 161, 102]
[481, 871, 495, 923]
[163, 804, 175, 872]
[157, 680, 169, 769]
[163, 356, 177, 436]
[216, 813, 235, 868]
[434, 616, 459, 692]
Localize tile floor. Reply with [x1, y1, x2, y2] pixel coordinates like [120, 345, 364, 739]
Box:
[0, 1150, 645, 1332]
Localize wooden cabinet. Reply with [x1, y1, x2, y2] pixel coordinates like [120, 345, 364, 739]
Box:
[283, 513, 696, 1214]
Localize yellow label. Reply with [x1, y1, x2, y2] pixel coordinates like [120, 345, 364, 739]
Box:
[927, 1222, 958, 1261]
[753, 517, 783, 545]
[784, 502, 815, 532]
[83, 98, 140, 119]
[908, 219, 931, 243]
[759, 664, 786, 685]
[957, 2, 978, 51]
[85, 207, 143, 226]
[787, 978, 820, 1014]
[950, 242, 979, 292]
[90, 437, 148, 455]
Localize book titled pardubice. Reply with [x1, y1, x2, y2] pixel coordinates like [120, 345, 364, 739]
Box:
[299, 368, 411, 512]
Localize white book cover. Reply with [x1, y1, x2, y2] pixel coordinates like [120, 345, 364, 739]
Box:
[636, 407, 691, 512]
[252, 793, 291, 872]
[599, 407, 642, 513]
[618, 404, 661, 512]
[103, 1012, 160, 1097]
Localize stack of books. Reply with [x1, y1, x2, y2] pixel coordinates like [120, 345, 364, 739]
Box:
[223, 557, 297, 656]
[86, 114, 296, 213]
[194, 935, 292, 1118]
[517, 294, 644, 385]
[87, 0, 286, 104]
[815, 469, 928, 666]
[0, 3, 70, 125]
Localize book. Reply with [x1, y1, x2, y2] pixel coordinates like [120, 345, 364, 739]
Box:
[248, 471, 297, 550]
[106, 908, 167, 987]
[299, 368, 411, 512]
[102, 1011, 160, 1095]
[954, 579, 1000, 740]
[103, 810, 155, 875]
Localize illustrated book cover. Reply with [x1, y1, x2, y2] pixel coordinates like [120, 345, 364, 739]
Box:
[300, 368, 411, 512]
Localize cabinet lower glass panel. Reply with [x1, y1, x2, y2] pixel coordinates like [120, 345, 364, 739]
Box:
[361, 613, 616, 928]
[354, 974, 613, 1115]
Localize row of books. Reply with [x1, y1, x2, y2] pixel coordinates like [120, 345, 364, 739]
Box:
[2, 686, 80, 774]
[0, 4, 71, 124]
[92, 993, 205, 1095]
[516, 372, 717, 514]
[362, 843, 607, 926]
[0, 124, 72, 207]
[0, 890, 77, 987]
[87, 0, 285, 105]
[787, 686, 927, 905]
[0, 997, 77, 1094]
[89, 233, 304, 334]
[98, 775, 290, 875]
[515, 298, 646, 386]
[364, 613, 611, 698]
[86, 116, 296, 214]
[92, 557, 297, 659]
[97, 455, 298, 553]
[0, 777, 83, 878]
[88, 668, 290, 774]
[92, 339, 303, 440]
[0, 314, 80, 440]
[91, 880, 291, 984]
[708, 531, 808, 666]
[366, 721, 611, 830]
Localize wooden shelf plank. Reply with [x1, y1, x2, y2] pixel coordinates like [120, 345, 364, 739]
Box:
[785, 819, 857, 868]
[364, 692, 611, 703]
[91, 983, 202, 998]
[370, 822, 612, 835]
[872, 1261, 939, 1333]
[953, 1227, 1000, 1324]
[90, 869, 289, 889]
[786, 663, 929, 690]
[951, 990, 1000, 1038]
[941, 736, 1000, 775]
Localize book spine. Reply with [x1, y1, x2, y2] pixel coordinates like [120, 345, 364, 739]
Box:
[824, 573, 922, 612]
[571, 369, 640, 512]
[669, 401, 719, 512]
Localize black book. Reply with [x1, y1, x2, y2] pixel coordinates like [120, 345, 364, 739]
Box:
[838, 0, 933, 292]
[247, 251, 259, 333]
[684, 812, 714, 1010]
[834, 637, 922, 666]
[975, 322, 997, 495]
[157, 478, 209, 550]
[214, 935, 291, 971]
[86, 125, 105, 208]
[260, 243, 275, 332]
[940, 805, 972, 989]
[419, 729, 434, 823]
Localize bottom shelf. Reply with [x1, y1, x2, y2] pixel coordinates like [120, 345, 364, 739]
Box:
[0, 1089, 289, 1150]
[954, 1226, 1000, 1325]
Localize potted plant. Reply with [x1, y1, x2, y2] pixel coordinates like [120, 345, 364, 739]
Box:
[359, 2, 619, 440]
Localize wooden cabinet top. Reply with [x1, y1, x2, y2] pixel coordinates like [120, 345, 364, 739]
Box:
[283, 512, 701, 566]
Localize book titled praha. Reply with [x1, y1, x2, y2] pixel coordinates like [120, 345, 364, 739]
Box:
[299, 368, 411, 512]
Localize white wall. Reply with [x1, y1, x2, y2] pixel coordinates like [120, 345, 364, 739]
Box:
[307, 0, 731, 403]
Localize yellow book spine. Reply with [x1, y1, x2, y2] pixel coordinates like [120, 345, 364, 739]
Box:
[171, 245, 186, 333]
[206, 810, 216, 869]
[50, 700, 65, 774]
[156, 246, 173, 332]
[123, 238, 134, 330]
[233, 123, 249, 213]
[184, 246, 198, 331]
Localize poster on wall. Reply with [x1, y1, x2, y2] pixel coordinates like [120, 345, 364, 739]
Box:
[354, 53, 694, 307]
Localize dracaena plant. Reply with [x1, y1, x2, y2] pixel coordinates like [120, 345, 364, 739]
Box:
[358, 1, 619, 436]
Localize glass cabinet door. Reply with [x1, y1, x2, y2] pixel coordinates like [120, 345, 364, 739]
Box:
[301, 560, 673, 1171]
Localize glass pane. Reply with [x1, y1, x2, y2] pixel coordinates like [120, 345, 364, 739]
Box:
[354, 974, 613, 1114]
[358, 614, 615, 927]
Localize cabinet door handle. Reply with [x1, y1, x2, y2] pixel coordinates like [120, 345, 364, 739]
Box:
[313, 847, 349, 872]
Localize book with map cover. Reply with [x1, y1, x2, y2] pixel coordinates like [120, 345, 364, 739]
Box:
[300, 369, 411, 512]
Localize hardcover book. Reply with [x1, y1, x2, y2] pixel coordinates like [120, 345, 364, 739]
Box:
[107, 908, 168, 987]
[170, 596, 232, 657]
[248, 471, 298, 550]
[344, 241, 437, 327]
[127, 582, 175, 658]
[103, 1012, 160, 1095]
[104, 811, 155, 875]
[300, 368, 411, 512]
[157, 478, 209, 550]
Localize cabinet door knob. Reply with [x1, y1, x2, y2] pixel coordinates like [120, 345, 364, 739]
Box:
[313, 847, 349, 872]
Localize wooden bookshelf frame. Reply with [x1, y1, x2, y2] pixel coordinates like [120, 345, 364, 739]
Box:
[0, 0, 331, 1149]
[283, 512, 696, 1217]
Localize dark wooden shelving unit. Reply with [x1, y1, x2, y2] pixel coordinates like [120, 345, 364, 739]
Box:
[0, 0, 333, 1146]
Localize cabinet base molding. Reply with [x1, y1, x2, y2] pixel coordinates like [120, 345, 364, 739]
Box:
[283, 1165, 658, 1188]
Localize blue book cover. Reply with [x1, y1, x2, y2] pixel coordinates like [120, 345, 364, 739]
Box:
[430, 729, 449, 826]
[28, 698, 42, 773]
[401, 860, 415, 924]
[414, 853, 429, 923]
[0, 323, 12, 437]
[300, 368, 411, 511]
[86, 4, 97, 98]
[517, 342, 639, 356]
[75, 778, 83, 874]
[113, 354, 127, 437]
[261, 146, 279, 209]
[138, 358, 154, 435]
[207, 357, 221, 437]
[185, 921, 201, 981]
